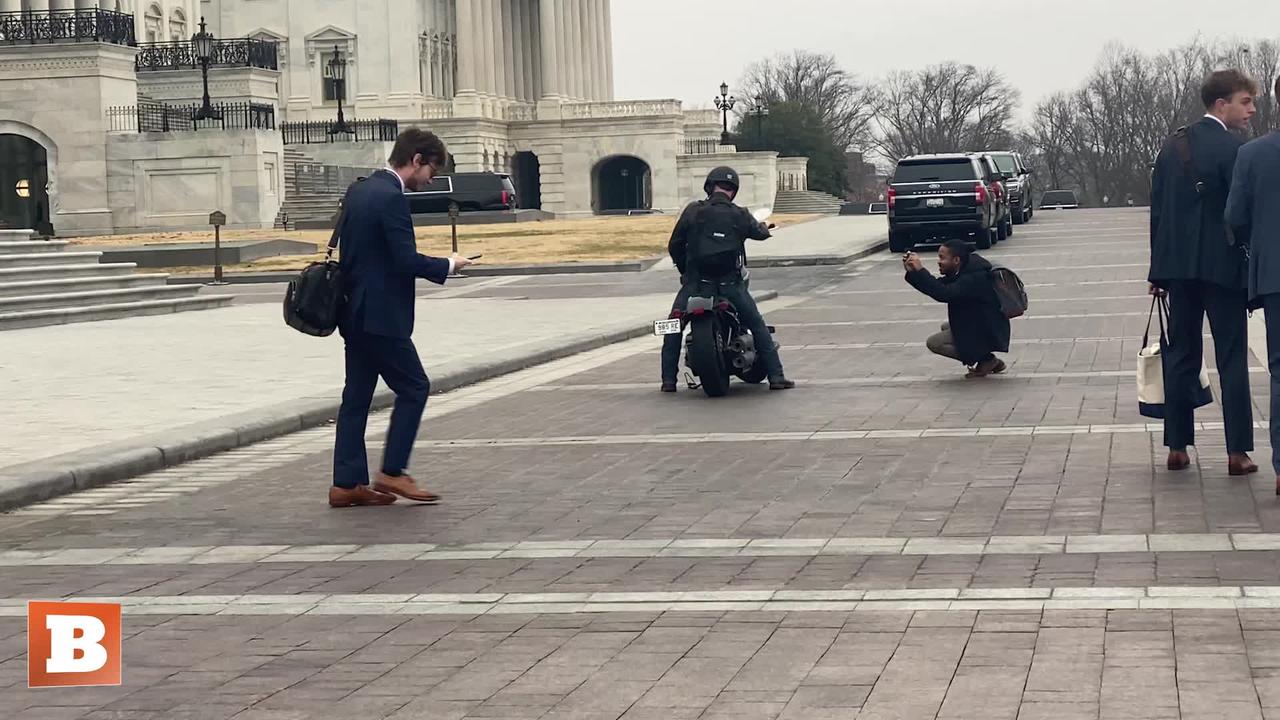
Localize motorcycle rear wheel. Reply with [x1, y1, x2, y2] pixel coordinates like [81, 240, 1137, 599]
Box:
[690, 316, 731, 397]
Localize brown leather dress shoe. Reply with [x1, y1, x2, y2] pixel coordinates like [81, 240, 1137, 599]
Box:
[1167, 450, 1191, 471]
[373, 472, 441, 504]
[1228, 454, 1259, 477]
[329, 485, 397, 508]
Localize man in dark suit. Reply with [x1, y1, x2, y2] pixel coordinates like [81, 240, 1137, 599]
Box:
[330, 129, 472, 508]
[1227, 75, 1280, 494]
[1149, 69, 1259, 477]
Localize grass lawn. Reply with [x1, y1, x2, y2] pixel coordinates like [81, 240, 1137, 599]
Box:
[69, 214, 820, 275]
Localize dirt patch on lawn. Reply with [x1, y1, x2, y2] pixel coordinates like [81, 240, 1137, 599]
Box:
[70, 214, 821, 275]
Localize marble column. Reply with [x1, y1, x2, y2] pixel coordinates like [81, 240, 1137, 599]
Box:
[523, 0, 537, 101]
[509, 0, 525, 101]
[537, 0, 559, 99]
[479, 0, 496, 95]
[556, 0, 571, 100]
[50, 0, 75, 12]
[567, 0, 582, 100]
[602, 0, 613, 99]
[501, 0, 517, 99]
[1, 0, 22, 13]
[454, 0, 481, 96]
[27, 0, 51, 12]
[589, 0, 604, 100]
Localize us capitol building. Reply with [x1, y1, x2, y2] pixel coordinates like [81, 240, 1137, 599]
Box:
[0, 0, 812, 236]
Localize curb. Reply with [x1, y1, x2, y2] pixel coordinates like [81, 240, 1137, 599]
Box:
[750, 238, 889, 268]
[0, 290, 779, 512]
[165, 257, 665, 285]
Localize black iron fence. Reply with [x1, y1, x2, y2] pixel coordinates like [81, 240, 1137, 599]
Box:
[280, 119, 399, 145]
[683, 138, 721, 155]
[290, 163, 380, 196]
[0, 8, 135, 46]
[135, 37, 278, 71]
[107, 101, 276, 133]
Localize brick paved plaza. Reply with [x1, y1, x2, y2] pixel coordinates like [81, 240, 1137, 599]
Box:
[6, 208, 1280, 719]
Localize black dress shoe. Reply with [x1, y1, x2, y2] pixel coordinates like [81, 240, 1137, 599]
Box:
[769, 377, 796, 390]
[660, 381, 677, 393]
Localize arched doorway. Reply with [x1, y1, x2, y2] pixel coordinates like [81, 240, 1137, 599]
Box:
[512, 151, 541, 210]
[0, 134, 52, 235]
[593, 155, 651, 214]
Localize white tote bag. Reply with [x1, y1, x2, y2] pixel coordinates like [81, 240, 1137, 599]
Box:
[1138, 295, 1213, 419]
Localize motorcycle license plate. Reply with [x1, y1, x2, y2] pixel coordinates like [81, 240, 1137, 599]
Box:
[926, 198, 945, 207]
[653, 319, 682, 336]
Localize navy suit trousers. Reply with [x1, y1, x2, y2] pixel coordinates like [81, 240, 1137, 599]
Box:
[1161, 280, 1253, 454]
[333, 330, 430, 488]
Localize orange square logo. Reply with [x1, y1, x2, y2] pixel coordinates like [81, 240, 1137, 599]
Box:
[28, 601, 122, 688]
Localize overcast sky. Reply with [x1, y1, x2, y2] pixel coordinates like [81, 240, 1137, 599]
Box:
[612, 0, 1280, 119]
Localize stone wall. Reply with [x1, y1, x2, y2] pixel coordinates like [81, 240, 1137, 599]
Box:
[136, 66, 282, 111]
[0, 42, 140, 236]
[677, 152, 780, 212]
[105, 129, 284, 233]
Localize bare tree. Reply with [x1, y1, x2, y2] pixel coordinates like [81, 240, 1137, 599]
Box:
[739, 50, 876, 152]
[869, 62, 1020, 161]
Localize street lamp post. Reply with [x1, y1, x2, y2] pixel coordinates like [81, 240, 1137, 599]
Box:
[327, 45, 354, 135]
[749, 96, 770, 143]
[714, 81, 736, 145]
[191, 17, 221, 121]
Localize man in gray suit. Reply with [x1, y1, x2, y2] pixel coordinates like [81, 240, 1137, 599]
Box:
[1226, 75, 1280, 495]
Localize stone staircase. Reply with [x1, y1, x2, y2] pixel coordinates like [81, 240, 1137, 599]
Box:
[274, 147, 343, 229]
[0, 229, 232, 331]
[773, 190, 846, 215]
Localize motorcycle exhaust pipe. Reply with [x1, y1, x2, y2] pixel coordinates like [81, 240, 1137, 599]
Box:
[732, 351, 757, 370]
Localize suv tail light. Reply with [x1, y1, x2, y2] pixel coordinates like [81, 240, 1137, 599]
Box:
[886, 186, 897, 208]
[501, 190, 510, 206]
[974, 183, 988, 205]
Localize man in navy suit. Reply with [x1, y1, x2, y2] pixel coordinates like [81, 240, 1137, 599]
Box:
[1148, 69, 1259, 477]
[1227, 75, 1280, 494]
[330, 128, 472, 508]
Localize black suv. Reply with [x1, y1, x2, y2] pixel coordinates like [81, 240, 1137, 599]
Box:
[887, 154, 1001, 252]
[988, 151, 1035, 224]
[406, 172, 518, 214]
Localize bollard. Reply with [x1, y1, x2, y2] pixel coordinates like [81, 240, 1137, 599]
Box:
[447, 201, 466, 279]
[207, 210, 229, 286]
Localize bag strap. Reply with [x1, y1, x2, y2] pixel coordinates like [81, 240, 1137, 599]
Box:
[324, 177, 366, 261]
[1157, 295, 1170, 346]
[1142, 295, 1158, 347]
[1171, 126, 1207, 196]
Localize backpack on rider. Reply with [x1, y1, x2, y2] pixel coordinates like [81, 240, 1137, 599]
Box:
[686, 166, 747, 279]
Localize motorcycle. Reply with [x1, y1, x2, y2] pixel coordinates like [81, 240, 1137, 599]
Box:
[652, 208, 777, 397]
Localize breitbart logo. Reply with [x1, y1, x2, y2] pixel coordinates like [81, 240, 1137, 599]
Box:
[28, 601, 122, 688]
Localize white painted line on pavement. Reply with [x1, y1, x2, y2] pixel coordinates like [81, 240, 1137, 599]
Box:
[0, 586, 1274, 615]
[775, 312, 1150, 327]
[532, 366, 1264, 391]
[9, 532, 1280, 567]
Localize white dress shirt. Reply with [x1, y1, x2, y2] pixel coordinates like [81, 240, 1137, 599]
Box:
[1203, 113, 1228, 131]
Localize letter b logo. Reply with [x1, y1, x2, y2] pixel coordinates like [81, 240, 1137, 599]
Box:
[28, 602, 121, 688]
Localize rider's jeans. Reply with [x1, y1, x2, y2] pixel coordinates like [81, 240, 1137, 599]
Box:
[661, 280, 784, 381]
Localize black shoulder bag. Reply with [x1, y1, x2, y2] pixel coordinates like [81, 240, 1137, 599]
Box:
[283, 179, 362, 337]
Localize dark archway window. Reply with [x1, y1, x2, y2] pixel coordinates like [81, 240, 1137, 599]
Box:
[0, 134, 52, 235]
[593, 155, 651, 214]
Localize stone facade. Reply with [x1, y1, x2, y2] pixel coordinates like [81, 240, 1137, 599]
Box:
[0, 1, 808, 235]
[106, 129, 283, 232]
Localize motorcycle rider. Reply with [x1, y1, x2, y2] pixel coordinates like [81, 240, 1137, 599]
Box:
[660, 166, 796, 393]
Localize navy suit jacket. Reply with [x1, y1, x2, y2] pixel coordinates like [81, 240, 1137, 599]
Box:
[1149, 116, 1246, 290]
[338, 170, 451, 338]
[1227, 131, 1280, 302]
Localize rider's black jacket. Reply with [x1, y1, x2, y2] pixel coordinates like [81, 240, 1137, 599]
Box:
[667, 194, 771, 278]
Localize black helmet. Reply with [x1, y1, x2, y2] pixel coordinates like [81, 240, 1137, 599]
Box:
[703, 166, 740, 196]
